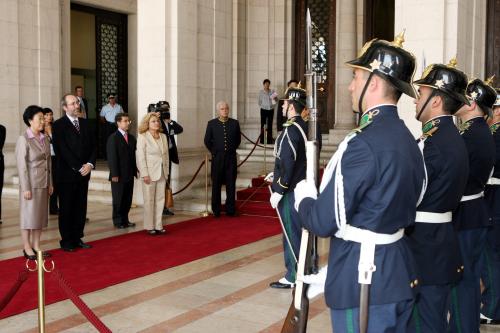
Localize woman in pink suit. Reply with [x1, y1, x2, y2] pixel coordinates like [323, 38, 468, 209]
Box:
[136, 113, 169, 235]
[15, 105, 53, 259]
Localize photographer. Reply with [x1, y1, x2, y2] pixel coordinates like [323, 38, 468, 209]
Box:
[148, 101, 183, 215]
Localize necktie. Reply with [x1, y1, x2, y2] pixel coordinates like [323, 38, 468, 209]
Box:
[73, 119, 80, 133]
[124, 133, 128, 143]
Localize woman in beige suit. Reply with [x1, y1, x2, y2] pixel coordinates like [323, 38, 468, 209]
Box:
[15, 105, 53, 260]
[136, 113, 169, 235]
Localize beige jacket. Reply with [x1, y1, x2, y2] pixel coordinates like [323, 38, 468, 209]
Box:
[136, 132, 169, 182]
[15, 132, 52, 191]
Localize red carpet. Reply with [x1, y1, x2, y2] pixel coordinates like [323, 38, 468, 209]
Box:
[0, 214, 281, 319]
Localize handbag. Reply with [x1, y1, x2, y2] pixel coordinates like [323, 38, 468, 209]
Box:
[165, 185, 174, 208]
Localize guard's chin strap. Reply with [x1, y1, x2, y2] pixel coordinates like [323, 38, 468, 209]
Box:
[357, 72, 375, 125]
[416, 90, 437, 121]
[284, 103, 290, 120]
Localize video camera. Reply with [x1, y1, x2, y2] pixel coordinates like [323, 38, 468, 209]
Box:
[147, 100, 170, 119]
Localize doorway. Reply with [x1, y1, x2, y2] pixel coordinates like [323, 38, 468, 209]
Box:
[294, 0, 336, 133]
[70, 3, 128, 159]
[364, 0, 395, 42]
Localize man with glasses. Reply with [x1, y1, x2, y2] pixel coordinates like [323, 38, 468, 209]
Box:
[106, 113, 137, 229]
[52, 94, 96, 252]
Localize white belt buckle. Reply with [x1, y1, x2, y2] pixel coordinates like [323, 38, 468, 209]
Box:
[358, 241, 376, 284]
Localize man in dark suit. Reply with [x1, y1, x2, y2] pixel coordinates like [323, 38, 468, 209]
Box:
[106, 113, 137, 229]
[75, 86, 89, 119]
[154, 101, 183, 216]
[204, 101, 241, 217]
[0, 124, 5, 224]
[52, 94, 96, 251]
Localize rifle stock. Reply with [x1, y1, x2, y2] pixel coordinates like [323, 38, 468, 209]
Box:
[281, 289, 309, 333]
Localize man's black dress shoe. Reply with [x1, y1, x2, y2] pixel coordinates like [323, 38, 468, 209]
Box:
[126, 222, 136, 227]
[226, 212, 238, 217]
[78, 241, 92, 249]
[162, 208, 174, 216]
[116, 225, 127, 229]
[213, 212, 221, 218]
[23, 250, 37, 260]
[156, 229, 167, 235]
[269, 279, 294, 289]
[61, 246, 75, 252]
[481, 319, 500, 325]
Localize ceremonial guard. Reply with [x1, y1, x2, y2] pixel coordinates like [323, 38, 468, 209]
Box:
[406, 60, 470, 333]
[204, 101, 241, 217]
[294, 33, 426, 332]
[267, 87, 308, 289]
[481, 84, 500, 325]
[449, 77, 496, 332]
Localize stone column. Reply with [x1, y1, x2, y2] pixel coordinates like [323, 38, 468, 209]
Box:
[0, 0, 62, 180]
[334, 0, 359, 130]
[236, 0, 293, 139]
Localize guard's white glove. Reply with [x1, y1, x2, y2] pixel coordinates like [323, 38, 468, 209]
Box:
[264, 172, 274, 183]
[294, 179, 318, 211]
[302, 265, 328, 299]
[270, 192, 283, 209]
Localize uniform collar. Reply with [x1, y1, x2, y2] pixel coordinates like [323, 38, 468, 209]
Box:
[362, 104, 397, 117]
[490, 121, 500, 134]
[218, 117, 229, 123]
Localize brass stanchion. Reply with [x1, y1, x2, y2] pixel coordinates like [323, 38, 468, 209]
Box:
[36, 251, 45, 333]
[200, 153, 211, 217]
[260, 125, 268, 176]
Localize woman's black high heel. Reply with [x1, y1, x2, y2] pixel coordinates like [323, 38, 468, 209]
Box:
[23, 250, 37, 260]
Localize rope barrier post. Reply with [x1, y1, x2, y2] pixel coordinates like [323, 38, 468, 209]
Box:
[36, 251, 46, 333]
[200, 153, 211, 217]
[260, 125, 267, 177]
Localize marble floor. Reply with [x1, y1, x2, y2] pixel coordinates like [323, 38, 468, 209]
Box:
[0, 198, 498, 332]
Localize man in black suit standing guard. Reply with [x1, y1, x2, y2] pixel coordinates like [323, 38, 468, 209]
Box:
[154, 101, 183, 216]
[53, 94, 96, 251]
[106, 113, 137, 229]
[204, 101, 241, 217]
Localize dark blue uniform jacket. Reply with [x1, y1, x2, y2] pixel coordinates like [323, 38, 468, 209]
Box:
[406, 115, 469, 285]
[453, 117, 495, 230]
[297, 105, 425, 309]
[272, 116, 307, 195]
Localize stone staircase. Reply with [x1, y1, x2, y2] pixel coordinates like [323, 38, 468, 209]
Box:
[2, 128, 349, 213]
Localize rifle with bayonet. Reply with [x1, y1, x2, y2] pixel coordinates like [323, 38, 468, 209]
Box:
[281, 8, 320, 333]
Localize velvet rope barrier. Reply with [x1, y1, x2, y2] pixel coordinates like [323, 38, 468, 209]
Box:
[237, 133, 263, 168]
[172, 132, 263, 195]
[172, 159, 206, 196]
[0, 268, 29, 313]
[241, 132, 266, 148]
[51, 268, 112, 333]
